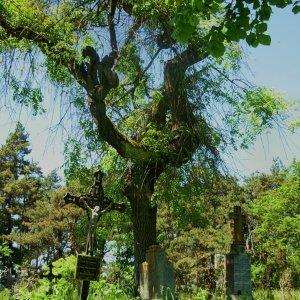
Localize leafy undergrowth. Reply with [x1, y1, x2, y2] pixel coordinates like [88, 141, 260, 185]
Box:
[1, 288, 300, 300]
[1, 256, 299, 299]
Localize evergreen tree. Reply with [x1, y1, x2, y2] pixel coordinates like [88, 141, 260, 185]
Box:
[0, 126, 85, 288]
[17, 184, 84, 264]
[0, 122, 42, 286]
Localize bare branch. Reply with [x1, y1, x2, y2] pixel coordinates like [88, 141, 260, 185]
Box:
[164, 46, 209, 125]
[108, 0, 118, 53]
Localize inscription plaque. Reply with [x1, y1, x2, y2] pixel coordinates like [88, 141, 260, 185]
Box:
[75, 255, 101, 281]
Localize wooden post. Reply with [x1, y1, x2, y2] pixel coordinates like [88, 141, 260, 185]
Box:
[81, 207, 99, 300]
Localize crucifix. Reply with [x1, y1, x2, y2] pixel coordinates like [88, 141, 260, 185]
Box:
[64, 170, 125, 300]
[41, 262, 62, 295]
[229, 206, 247, 244]
[64, 170, 125, 254]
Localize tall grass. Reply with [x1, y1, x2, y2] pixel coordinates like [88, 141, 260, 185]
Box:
[1, 286, 300, 299]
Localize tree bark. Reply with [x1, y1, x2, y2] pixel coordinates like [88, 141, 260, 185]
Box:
[124, 162, 164, 286]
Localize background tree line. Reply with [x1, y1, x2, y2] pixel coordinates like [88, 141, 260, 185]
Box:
[0, 123, 299, 299]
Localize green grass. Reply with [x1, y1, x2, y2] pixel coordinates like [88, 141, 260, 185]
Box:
[1, 287, 300, 299]
[253, 289, 300, 300]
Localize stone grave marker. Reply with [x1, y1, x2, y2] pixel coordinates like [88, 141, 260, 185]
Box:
[139, 245, 176, 300]
[225, 206, 252, 300]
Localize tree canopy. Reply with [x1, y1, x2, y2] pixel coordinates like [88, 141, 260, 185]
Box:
[167, 0, 300, 50]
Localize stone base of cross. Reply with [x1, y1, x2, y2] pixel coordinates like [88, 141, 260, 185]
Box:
[225, 206, 252, 299]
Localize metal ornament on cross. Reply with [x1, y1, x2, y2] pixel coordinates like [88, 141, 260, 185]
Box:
[64, 170, 125, 254]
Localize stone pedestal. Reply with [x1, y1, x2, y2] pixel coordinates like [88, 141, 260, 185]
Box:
[225, 244, 252, 300]
[139, 245, 176, 300]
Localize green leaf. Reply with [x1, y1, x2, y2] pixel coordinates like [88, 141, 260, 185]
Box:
[246, 32, 259, 47]
[259, 4, 272, 21]
[171, 22, 194, 44]
[194, 0, 204, 10]
[256, 23, 268, 33]
[209, 41, 226, 57]
[253, 0, 260, 9]
[188, 14, 200, 27]
[258, 34, 271, 45]
[274, 0, 289, 8]
[292, 5, 300, 13]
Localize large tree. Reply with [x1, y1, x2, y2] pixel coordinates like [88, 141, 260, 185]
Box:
[0, 0, 295, 286]
[0, 122, 43, 286]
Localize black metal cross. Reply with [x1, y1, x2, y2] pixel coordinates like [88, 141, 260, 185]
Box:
[41, 262, 62, 295]
[64, 170, 125, 254]
[64, 170, 125, 223]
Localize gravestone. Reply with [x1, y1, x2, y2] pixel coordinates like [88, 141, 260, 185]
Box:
[139, 245, 176, 300]
[225, 206, 252, 300]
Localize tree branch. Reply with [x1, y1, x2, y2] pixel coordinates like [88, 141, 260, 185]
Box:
[108, 0, 118, 53]
[164, 46, 209, 126]
[0, 13, 88, 88]
[160, 46, 217, 164]
[0, 11, 160, 163]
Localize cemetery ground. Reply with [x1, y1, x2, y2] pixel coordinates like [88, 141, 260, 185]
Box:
[0, 261, 300, 300]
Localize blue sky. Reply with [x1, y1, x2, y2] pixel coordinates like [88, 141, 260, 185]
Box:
[232, 7, 300, 176]
[0, 7, 299, 178]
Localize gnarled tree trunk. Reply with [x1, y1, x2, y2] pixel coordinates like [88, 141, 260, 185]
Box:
[124, 162, 164, 286]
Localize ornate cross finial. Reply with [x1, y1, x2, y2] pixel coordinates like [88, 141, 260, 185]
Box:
[229, 206, 247, 244]
[64, 170, 125, 219]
